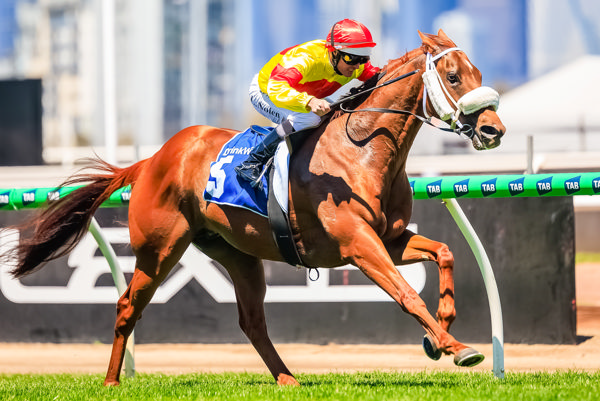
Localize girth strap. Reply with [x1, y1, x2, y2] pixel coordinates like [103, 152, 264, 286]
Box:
[267, 165, 305, 267]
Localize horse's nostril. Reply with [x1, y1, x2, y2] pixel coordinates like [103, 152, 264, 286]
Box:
[480, 125, 502, 138]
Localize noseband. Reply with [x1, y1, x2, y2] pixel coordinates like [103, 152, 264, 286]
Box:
[422, 47, 500, 137]
[338, 47, 500, 140]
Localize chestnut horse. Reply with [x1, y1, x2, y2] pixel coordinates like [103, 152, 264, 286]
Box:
[5, 30, 505, 386]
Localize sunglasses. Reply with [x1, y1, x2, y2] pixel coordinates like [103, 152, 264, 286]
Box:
[340, 52, 370, 65]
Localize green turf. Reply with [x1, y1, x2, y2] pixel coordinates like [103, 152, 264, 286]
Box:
[1, 371, 599, 401]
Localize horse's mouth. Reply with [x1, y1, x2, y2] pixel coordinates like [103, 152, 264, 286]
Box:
[472, 137, 501, 151]
[472, 126, 503, 150]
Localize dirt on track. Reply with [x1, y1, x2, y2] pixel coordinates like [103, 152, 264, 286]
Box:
[1, 265, 599, 376]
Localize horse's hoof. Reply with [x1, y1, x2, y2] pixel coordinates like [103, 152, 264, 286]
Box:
[277, 373, 300, 386]
[453, 348, 485, 367]
[103, 379, 120, 387]
[422, 334, 442, 361]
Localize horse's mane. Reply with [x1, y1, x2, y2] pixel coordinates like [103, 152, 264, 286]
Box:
[329, 73, 381, 118]
[329, 45, 426, 120]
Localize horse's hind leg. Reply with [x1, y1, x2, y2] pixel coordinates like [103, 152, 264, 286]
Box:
[194, 235, 298, 386]
[104, 268, 160, 386]
[387, 230, 456, 332]
[104, 228, 193, 386]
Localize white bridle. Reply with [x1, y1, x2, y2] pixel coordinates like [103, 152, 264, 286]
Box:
[422, 47, 500, 130]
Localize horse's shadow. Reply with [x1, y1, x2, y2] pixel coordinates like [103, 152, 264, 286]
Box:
[291, 127, 397, 217]
[301, 171, 377, 218]
[577, 335, 593, 344]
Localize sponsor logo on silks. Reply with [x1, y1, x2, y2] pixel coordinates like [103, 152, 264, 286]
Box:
[536, 176, 552, 196]
[453, 179, 469, 197]
[22, 190, 36, 206]
[481, 178, 497, 197]
[120, 189, 131, 203]
[426, 179, 442, 198]
[564, 176, 581, 195]
[410, 180, 415, 196]
[592, 177, 600, 194]
[508, 177, 525, 196]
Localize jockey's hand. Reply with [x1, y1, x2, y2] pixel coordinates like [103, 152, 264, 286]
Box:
[308, 98, 331, 116]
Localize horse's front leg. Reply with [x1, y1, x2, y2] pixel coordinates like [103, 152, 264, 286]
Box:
[339, 225, 465, 356]
[385, 229, 456, 332]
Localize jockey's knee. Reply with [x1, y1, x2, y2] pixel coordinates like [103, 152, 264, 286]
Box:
[286, 112, 321, 131]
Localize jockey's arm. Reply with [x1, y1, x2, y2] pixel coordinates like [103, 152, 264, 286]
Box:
[266, 78, 314, 113]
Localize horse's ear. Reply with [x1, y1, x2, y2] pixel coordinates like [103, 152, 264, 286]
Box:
[437, 29, 450, 41]
[418, 30, 439, 54]
[436, 29, 457, 46]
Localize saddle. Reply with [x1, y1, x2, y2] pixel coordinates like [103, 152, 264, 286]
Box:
[204, 125, 315, 267]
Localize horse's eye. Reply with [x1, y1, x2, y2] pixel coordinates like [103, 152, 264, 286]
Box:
[447, 73, 459, 84]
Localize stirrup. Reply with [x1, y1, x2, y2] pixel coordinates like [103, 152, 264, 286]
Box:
[235, 158, 272, 190]
[235, 125, 284, 188]
[249, 158, 273, 190]
[235, 163, 261, 182]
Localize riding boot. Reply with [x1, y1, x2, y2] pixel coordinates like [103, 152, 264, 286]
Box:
[235, 120, 294, 189]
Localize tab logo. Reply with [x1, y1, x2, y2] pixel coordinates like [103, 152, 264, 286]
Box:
[409, 180, 415, 196]
[481, 178, 497, 197]
[121, 190, 131, 203]
[453, 179, 469, 197]
[22, 191, 36, 205]
[564, 176, 581, 195]
[0, 192, 9, 207]
[508, 177, 525, 196]
[47, 191, 60, 202]
[536, 177, 552, 196]
[426, 179, 442, 198]
[592, 177, 600, 194]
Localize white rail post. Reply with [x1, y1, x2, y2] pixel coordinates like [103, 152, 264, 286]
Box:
[88, 217, 135, 377]
[443, 198, 505, 379]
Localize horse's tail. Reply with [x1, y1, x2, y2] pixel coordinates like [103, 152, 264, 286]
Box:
[5, 157, 147, 278]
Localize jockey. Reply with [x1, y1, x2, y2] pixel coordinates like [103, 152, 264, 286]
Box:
[235, 18, 381, 188]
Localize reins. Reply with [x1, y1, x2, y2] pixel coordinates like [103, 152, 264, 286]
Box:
[333, 56, 477, 140]
[340, 100, 475, 139]
[328, 69, 420, 109]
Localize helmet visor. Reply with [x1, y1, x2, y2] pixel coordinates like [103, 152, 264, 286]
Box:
[340, 52, 370, 65]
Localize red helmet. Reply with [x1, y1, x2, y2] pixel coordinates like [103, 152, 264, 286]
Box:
[326, 19, 376, 56]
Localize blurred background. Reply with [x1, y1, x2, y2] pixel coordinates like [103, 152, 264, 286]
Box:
[0, 0, 598, 170]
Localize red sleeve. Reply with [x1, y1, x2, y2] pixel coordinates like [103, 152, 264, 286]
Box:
[358, 61, 380, 81]
[267, 65, 313, 112]
[270, 64, 303, 87]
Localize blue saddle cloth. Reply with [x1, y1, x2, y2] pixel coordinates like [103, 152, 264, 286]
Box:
[203, 125, 274, 217]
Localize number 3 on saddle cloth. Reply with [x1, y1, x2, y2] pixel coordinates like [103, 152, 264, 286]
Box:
[203, 125, 290, 219]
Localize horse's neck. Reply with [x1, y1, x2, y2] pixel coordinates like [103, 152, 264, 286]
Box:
[301, 52, 427, 193]
[349, 55, 426, 171]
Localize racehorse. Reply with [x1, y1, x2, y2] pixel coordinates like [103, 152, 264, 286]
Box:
[4, 30, 505, 386]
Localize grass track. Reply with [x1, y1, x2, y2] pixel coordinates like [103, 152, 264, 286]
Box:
[1, 371, 600, 401]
